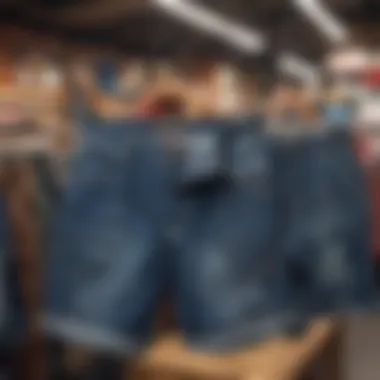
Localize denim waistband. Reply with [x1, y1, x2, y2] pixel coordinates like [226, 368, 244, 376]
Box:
[72, 122, 357, 183]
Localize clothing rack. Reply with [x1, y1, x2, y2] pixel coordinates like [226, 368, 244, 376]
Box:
[0, 160, 45, 380]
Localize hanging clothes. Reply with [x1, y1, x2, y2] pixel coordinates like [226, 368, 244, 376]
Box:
[353, 133, 380, 257]
[321, 102, 353, 126]
[97, 61, 119, 95]
[1, 160, 44, 380]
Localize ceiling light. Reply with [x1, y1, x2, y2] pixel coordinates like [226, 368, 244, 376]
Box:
[326, 48, 369, 74]
[278, 53, 321, 97]
[292, 0, 349, 44]
[153, 0, 320, 87]
[277, 53, 320, 84]
[152, 0, 267, 53]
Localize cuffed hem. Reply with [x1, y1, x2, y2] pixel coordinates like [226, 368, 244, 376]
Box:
[184, 311, 309, 353]
[39, 314, 146, 356]
[310, 298, 376, 317]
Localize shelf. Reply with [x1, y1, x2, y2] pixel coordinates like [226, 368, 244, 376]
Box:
[135, 318, 338, 380]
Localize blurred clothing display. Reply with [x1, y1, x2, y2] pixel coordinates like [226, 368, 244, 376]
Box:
[138, 95, 186, 117]
[97, 61, 119, 95]
[319, 86, 354, 126]
[0, 162, 40, 380]
[353, 133, 380, 257]
[0, 194, 26, 351]
[0, 55, 15, 86]
[321, 102, 353, 125]
[365, 168, 380, 258]
[355, 93, 380, 128]
[363, 68, 380, 88]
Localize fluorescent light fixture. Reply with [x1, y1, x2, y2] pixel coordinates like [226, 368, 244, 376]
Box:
[326, 48, 369, 74]
[278, 53, 320, 83]
[152, 0, 267, 53]
[278, 53, 321, 98]
[292, 0, 348, 44]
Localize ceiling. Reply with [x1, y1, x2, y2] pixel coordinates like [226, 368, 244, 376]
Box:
[0, 0, 379, 65]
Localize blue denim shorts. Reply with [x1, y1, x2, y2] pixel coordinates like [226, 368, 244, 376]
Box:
[42, 120, 374, 354]
[273, 130, 374, 318]
[42, 119, 301, 353]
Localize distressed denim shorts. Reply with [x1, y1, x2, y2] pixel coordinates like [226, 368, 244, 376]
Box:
[42, 118, 303, 354]
[273, 130, 374, 318]
[42, 119, 374, 354]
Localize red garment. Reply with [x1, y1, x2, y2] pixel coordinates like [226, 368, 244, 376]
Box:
[363, 68, 380, 88]
[138, 100, 161, 117]
[138, 95, 185, 117]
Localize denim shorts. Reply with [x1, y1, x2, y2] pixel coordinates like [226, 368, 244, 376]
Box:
[273, 130, 374, 317]
[42, 120, 374, 354]
[42, 118, 301, 354]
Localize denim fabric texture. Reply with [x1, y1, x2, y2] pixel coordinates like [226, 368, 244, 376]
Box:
[273, 130, 374, 318]
[178, 120, 228, 190]
[44, 119, 173, 353]
[43, 119, 374, 354]
[173, 123, 301, 350]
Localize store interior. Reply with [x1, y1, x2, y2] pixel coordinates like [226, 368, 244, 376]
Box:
[0, 1, 380, 380]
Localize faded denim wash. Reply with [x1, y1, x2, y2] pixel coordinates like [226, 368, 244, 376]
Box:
[273, 130, 374, 317]
[42, 119, 375, 354]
